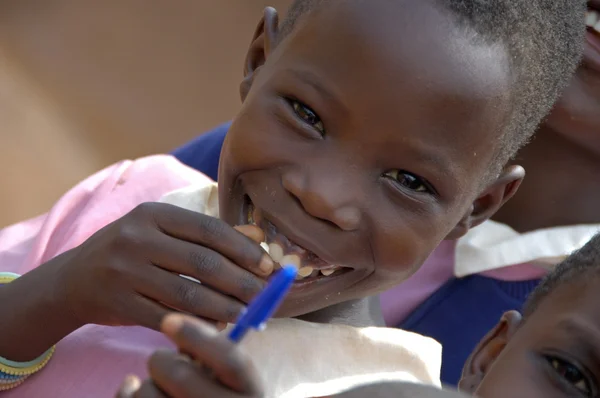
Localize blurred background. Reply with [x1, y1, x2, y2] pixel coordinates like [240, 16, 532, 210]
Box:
[0, 0, 291, 227]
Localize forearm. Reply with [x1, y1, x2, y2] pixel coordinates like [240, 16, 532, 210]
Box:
[0, 253, 83, 361]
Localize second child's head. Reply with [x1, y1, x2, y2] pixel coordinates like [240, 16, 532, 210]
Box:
[461, 233, 600, 397]
[217, 0, 585, 317]
[543, 2, 600, 155]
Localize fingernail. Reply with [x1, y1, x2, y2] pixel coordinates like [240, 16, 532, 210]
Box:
[259, 254, 274, 275]
[216, 322, 228, 331]
[161, 313, 184, 335]
[119, 375, 141, 396]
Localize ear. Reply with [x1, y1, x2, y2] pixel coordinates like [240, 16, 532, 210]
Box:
[458, 310, 522, 394]
[240, 7, 279, 101]
[445, 165, 524, 239]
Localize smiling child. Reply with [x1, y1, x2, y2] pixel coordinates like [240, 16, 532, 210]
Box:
[0, 0, 586, 396]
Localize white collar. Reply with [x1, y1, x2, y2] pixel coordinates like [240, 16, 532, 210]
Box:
[454, 220, 600, 277]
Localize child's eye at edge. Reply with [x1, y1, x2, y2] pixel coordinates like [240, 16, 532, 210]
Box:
[543, 354, 597, 397]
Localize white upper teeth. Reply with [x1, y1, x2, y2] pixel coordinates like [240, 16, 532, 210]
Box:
[586, 10, 600, 33]
[280, 254, 302, 269]
[268, 243, 284, 263]
[260, 242, 269, 253]
[261, 241, 341, 279]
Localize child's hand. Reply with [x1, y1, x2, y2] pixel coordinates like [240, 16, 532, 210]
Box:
[57, 202, 272, 331]
[115, 314, 264, 398]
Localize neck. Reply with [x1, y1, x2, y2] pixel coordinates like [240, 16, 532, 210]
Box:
[494, 126, 600, 232]
[297, 296, 385, 327]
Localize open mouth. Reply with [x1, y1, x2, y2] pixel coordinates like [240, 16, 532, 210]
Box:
[243, 195, 350, 283]
[585, 2, 600, 71]
[587, 2, 600, 36]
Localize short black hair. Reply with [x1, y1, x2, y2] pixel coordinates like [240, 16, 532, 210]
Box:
[279, 0, 586, 174]
[523, 233, 600, 318]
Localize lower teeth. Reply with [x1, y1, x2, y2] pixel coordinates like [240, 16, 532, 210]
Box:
[297, 266, 314, 277]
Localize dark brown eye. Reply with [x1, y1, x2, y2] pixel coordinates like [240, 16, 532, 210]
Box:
[546, 355, 592, 396]
[384, 170, 430, 193]
[290, 99, 325, 135]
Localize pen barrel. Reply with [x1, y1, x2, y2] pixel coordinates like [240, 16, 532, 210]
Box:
[228, 324, 247, 343]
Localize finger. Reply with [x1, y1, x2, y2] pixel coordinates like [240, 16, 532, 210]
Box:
[161, 314, 263, 395]
[124, 294, 175, 332]
[146, 234, 265, 303]
[134, 380, 168, 398]
[148, 350, 239, 398]
[133, 265, 245, 323]
[191, 318, 227, 332]
[145, 203, 274, 276]
[115, 375, 141, 398]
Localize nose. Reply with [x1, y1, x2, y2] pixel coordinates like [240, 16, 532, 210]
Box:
[282, 169, 362, 232]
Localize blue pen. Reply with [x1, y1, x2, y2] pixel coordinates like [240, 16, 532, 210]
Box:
[228, 265, 297, 343]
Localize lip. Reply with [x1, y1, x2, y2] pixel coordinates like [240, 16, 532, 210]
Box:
[248, 205, 360, 295]
[238, 192, 361, 299]
[257, 205, 354, 271]
[288, 267, 352, 292]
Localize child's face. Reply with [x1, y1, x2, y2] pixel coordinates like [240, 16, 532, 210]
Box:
[463, 279, 600, 397]
[218, 0, 519, 317]
[545, 2, 600, 152]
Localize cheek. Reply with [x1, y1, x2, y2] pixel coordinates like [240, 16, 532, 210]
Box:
[369, 215, 446, 282]
[476, 353, 548, 398]
[223, 106, 287, 175]
[545, 74, 600, 150]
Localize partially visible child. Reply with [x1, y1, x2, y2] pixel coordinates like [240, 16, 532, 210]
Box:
[122, 233, 600, 398]
[0, 0, 585, 397]
[459, 233, 600, 397]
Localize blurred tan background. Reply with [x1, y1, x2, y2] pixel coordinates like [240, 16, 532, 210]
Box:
[0, 0, 291, 227]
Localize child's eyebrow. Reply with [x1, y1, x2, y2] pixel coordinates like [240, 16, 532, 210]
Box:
[286, 68, 349, 116]
[555, 318, 600, 371]
[411, 148, 458, 185]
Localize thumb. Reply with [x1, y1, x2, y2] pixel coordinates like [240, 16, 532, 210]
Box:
[161, 314, 263, 395]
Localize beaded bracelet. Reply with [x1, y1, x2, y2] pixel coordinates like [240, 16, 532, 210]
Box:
[0, 272, 19, 284]
[0, 272, 56, 390]
[0, 377, 27, 391]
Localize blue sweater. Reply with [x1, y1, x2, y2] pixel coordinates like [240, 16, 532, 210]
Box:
[170, 123, 541, 386]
